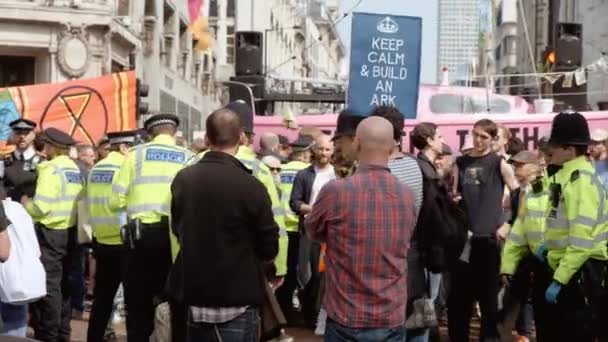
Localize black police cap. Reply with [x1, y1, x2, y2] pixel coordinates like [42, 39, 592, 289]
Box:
[42, 127, 76, 147]
[9, 118, 37, 132]
[332, 109, 364, 141]
[144, 113, 180, 131]
[107, 130, 138, 145]
[225, 100, 254, 134]
[548, 110, 591, 146]
[290, 135, 314, 151]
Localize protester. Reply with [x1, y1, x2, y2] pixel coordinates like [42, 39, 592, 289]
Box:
[306, 116, 415, 341]
[261, 155, 283, 190]
[331, 110, 363, 178]
[494, 125, 511, 160]
[277, 135, 292, 161]
[449, 119, 518, 342]
[589, 128, 608, 161]
[167, 108, 279, 342]
[289, 134, 335, 330]
[258, 132, 281, 159]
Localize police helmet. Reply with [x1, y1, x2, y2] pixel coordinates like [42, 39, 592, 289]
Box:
[548, 110, 591, 146]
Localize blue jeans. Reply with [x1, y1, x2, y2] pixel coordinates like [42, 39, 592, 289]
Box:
[0, 303, 28, 337]
[186, 307, 258, 342]
[325, 317, 406, 342]
[407, 272, 442, 342]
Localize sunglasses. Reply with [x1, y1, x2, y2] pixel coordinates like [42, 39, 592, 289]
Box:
[269, 167, 282, 172]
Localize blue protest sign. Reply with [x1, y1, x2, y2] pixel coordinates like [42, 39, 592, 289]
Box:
[347, 13, 422, 119]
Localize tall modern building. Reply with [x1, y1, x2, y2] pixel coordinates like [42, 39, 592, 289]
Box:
[437, 0, 482, 83]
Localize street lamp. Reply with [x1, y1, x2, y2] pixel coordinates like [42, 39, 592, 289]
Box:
[264, 25, 302, 76]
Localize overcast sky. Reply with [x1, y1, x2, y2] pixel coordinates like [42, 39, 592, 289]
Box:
[337, 0, 439, 84]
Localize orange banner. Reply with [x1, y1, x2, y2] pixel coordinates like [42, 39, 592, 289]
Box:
[0, 71, 136, 147]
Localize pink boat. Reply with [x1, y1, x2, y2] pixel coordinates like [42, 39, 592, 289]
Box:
[254, 84, 608, 152]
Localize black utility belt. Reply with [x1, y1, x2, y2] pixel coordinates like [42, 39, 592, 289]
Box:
[120, 217, 168, 249]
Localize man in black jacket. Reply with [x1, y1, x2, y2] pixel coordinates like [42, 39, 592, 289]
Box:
[167, 108, 279, 342]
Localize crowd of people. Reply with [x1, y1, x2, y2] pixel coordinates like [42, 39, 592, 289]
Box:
[0, 100, 606, 342]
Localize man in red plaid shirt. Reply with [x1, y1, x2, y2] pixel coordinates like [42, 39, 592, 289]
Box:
[305, 116, 415, 341]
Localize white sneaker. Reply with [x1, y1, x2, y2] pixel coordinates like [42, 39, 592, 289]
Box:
[314, 308, 327, 336]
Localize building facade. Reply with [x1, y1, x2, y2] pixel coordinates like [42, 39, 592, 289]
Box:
[437, 0, 482, 83]
[491, 0, 519, 94]
[208, 0, 345, 114]
[0, 0, 210, 140]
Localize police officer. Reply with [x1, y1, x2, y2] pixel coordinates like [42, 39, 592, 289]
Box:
[226, 101, 288, 281]
[2, 118, 44, 201]
[86, 130, 138, 342]
[275, 135, 313, 319]
[110, 114, 192, 342]
[24, 127, 83, 342]
[538, 110, 608, 341]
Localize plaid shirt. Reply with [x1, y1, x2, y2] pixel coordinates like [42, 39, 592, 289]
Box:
[305, 164, 415, 328]
[189, 306, 248, 323]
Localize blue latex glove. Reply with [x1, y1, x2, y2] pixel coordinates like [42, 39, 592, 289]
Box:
[535, 244, 547, 262]
[545, 281, 562, 304]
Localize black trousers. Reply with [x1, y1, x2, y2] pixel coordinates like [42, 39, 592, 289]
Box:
[275, 231, 300, 320]
[124, 223, 172, 342]
[298, 238, 321, 328]
[86, 243, 127, 342]
[448, 237, 501, 342]
[31, 225, 77, 342]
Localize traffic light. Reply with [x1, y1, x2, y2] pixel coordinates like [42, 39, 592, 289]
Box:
[543, 47, 555, 69]
[136, 78, 149, 116]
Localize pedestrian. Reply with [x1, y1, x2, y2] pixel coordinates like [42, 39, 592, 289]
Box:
[539, 110, 608, 341]
[166, 107, 279, 342]
[86, 130, 139, 342]
[276, 135, 313, 323]
[448, 119, 518, 342]
[24, 127, 84, 342]
[289, 134, 335, 330]
[190, 137, 207, 154]
[1, 118, 43, 202]
[110, 113, 193, 342]
[306, 116, 415, 342]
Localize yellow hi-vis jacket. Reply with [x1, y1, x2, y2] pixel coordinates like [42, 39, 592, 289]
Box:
[280, 160, 309, 233]
[237, 146, 288, 276]
[546, 156, 608, 285]
[26, 155, 83, 229]
[110, 134, 193, 224]
[87, 152, 126, 245]
[501, 177, 550, 275]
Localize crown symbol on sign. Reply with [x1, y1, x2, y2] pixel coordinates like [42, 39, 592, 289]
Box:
[377, 17, 399, 34]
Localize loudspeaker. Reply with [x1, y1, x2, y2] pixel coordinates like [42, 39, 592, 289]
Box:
[235, 31, 263, 76]
[552, 67, 588, 111]
[555, 23, 582, 69]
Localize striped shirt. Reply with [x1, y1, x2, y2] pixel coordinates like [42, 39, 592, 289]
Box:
[389, 155, 423, 220]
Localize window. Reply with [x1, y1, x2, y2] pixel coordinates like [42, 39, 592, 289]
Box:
[226, 25, 235, 64]
[504, 36, 517, 55]
[117, 0, 130, 16]
[209, 0, 217, 16]
[227, 0, 235, 17]
[429, 94, 512, 114]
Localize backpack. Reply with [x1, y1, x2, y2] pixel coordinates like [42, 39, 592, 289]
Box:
[0, 200, 46, 304]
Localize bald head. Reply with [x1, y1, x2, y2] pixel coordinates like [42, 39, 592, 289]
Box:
[260, 132, 279, 152]
[206, 108, 243, 151]
[355, 116, 394, 165]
